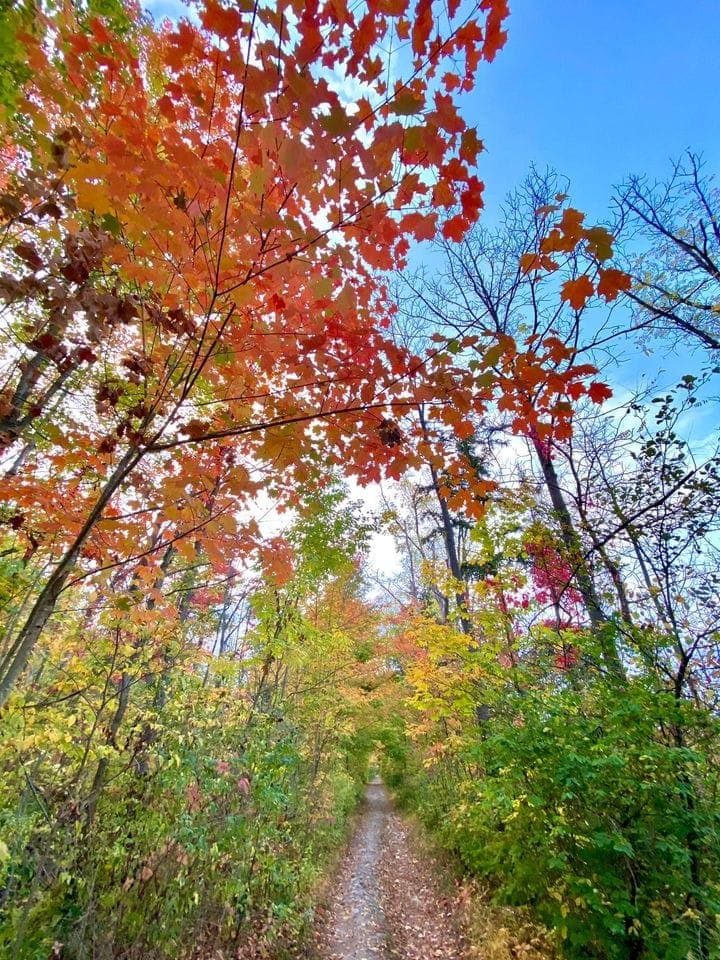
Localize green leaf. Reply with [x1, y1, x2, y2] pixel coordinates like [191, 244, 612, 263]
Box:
[100, 212, 122, 237]
[391, 91, 425, 115]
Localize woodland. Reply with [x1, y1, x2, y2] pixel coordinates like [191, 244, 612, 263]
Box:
[0, 1, 718, 959]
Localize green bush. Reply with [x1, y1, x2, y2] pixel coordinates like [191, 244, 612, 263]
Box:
[0, 669, 364, 959]
[405, 680, 719, 960]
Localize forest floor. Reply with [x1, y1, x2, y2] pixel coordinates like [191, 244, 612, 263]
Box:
[308, 780, 469, 960]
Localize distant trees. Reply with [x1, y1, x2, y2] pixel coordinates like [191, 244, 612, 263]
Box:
[0, 478, 388, 957]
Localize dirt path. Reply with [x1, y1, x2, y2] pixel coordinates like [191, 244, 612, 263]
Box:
[313, 780, 468, 960]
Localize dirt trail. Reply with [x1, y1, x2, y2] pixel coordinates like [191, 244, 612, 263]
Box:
[314, 780, 468, 960]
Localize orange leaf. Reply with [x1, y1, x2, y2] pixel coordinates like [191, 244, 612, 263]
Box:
[542, 335, 571, 364]
[442, 215, 469, 242]
[351, 12, 379, 63]
[432, 179, 456, 207]
[454, 419, 475, 440]
[90, 17, 115, 45]
[553, 419, 574, 441]
[497, 394, 517, 412]
[460, 175, 484, 221]
[412, 0, 433, 55]
[369, 0, 408, 13]
[535, 203, 560, 217]
[566, 381, 586, 400]
[559, 207, 585, 237]
[481, 0, 509, 61]
[597, 267, 632, 301]
[520, 252, 542, 273]
[401, 212, 437, 241]
[432, 92, 464, 134]
[442, 72, 461, 92]
[201, 0, 242, 39]
[560, 275, 594, 310]
[459, 126, 483, 166]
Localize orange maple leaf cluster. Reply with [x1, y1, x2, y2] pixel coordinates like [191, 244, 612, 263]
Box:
[0, 0, 509, 604]
[520, 205, 632, 310]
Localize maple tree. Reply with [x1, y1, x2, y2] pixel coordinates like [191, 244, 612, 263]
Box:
[0, 0, 512, 703]
[390, 170, 634, 673]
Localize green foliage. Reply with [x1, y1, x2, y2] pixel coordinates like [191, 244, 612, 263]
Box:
[0, 659, 363, 959]
[397, 675, 719, 960]
[0, 488, 381, 958]
[0, 1, 32, 119]
[287, 480, 372, 587]
[0, 0, 134, 123]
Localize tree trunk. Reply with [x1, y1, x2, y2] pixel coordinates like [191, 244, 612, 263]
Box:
[84, 670, 132, 829]
[0, 447, 144, 705]
[417, 407, 472, 635]
[531, 439, 625, 677]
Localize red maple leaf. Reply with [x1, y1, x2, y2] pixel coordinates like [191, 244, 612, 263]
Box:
[587, 381, 613, 404]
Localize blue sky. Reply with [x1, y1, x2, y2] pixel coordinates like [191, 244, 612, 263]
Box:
[468, 0, 720, 224]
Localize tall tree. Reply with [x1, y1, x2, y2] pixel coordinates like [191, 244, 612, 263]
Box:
[396, 170, 628, 673]
[0, 0, 509, 701]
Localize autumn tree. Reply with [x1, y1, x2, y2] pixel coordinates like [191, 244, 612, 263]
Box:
[393, 169, 630, 672]
[385, 366, 720, 958]
[556, 370, 720, 706]
[0, 473, 389, 956]
[362, 157, 720, 958]
[0, 0, 511, 702]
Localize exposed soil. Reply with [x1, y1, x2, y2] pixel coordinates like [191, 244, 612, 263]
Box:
[312, 780, 468, 960]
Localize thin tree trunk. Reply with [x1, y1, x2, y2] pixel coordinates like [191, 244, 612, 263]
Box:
[84, 671, 132, 829]
[531, 439, 625, 677]
[0, 447, 144, 705]
[417, 407, 472, 635]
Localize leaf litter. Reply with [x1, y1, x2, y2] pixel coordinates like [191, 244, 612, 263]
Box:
[312, 780, 468, 960]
